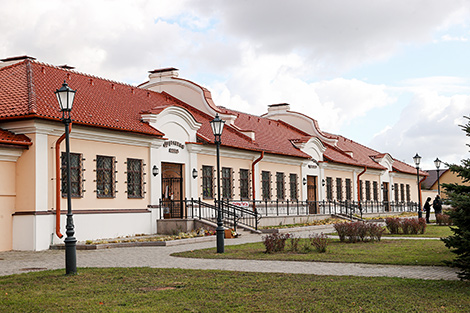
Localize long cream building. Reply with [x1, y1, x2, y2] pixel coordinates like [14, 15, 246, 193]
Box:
[0, 56, 425, 251]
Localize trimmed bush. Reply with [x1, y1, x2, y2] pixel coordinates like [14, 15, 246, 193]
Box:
[262, 233, 291, 253]
[385, 217, 401, 234]
[436, 213, 452, 226]
[368, 223, 386, 241]
[334, 221, 385, 243]
[309, 233, 329, 253]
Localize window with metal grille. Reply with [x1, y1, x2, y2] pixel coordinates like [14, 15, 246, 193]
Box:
[394, 183, 399, 202]
[61, 152, 82, 197]
[365, 181, 371, 201]
[202, 165, 213, 199]
[276, 172, 285, 200]
[336, 178, 342, 201]
[239, 169, 249, 200]
[345, 178, 352, 200]
[127, 158, 143, 198]
[262, 171, 271, 200]
[96, 155, 115, 198]
[289, 173, 298, 200]
[222, 167, 232, 199]
[400, 184, 405, 202]
[373, 181, 378, 201]
[406, 184, 411, 202]
[326, 177, 333, 201]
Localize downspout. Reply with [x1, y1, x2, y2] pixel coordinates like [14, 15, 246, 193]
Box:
[356, 167, 367, 202]
[55, 123, 72, 238]
[251, 151, 264, 201]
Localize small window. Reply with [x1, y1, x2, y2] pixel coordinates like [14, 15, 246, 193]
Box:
[262, 171, 271, 200]
[400, 184, 405, 202]
[222, 167, 232, 199]
[276, 172, 285, 200]
[345, 178, 352, 201]
[373, 181, 378, 201]
[326, 177, 333, 201]
[61, 152, 82, 198]
[365, 181, 371, 201]
[202, 166, 213, 199]
[96, 155, 115, 198]
[406, 184, 411, 202]
[336, 178, 342, 201]
[239, 169, 250, 200]
[289, 173, 298, 200]
[127, 158, 143, 198]
[394, 183, 399, 202]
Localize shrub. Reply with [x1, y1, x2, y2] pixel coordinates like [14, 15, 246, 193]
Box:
[309, 233, 329, 253]
[368, 223, 386, 241]
[385, 217, 401, 234]
[418, 217, 427, 234]
[333, 223, 349, 242]
[262, 233, 291, 253]
[286, 235, 300, 252]
[436, 213, 452, 226]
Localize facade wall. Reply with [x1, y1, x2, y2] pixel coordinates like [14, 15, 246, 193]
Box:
[0, 161, 16, 251]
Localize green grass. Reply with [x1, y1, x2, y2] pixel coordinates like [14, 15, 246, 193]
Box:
[175, 239, 454, 266]
[0, 268, 469, 312]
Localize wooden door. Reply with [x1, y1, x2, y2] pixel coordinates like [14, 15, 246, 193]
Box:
[161, 163, 183, 218]
[307, 176, 318, 214]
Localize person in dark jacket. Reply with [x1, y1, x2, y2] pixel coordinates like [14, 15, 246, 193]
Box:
[423, 197, 432, 223]
[433, 195, 442, 220]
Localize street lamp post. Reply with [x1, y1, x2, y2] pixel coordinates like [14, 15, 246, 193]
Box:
[413, 153, 422, 219]
[55, 81, 77, 275]
[210, 114, 225, 253]
[434, 157, 442, 195]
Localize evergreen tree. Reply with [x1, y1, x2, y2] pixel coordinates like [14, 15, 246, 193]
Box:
[441, 116, 470, 280]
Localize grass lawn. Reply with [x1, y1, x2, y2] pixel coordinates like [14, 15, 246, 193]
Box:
[1, 268, 469, 312]
[175, 239, 454, 266]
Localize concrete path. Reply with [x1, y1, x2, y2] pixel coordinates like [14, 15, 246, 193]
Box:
[0, 225, 459, 280]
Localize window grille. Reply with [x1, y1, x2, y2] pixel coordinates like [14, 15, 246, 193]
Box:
[373, 181, 378, 201]
[262, 171, 271, 200]
[222, 167, 232, 199]
[239, 169, 250, 199]
[326, 177, 333, 200]
[276, 172, 285, 200]
[365, 181, 371, 201]
[345, 178, 352, 200]
[289, 173, 298, 200]
[96, 155, 115, 198]
[202, 165, 213, 199]
[61, 152, 82, 197]
[336, 178, 343, 201]
[127, 158, 143, 198]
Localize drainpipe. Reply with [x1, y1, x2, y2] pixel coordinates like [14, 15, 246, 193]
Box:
[357, 167, 367, 202]
[251, 151, 264, 201]
[55, 123, 72, 238]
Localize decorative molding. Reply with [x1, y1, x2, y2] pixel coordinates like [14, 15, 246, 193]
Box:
[0, 147, 24, 162]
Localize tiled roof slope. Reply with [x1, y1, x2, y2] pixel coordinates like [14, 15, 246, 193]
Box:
[218, 107, 311, 158]
[0, 128, 31, 146]
[0, 59, 164, 137]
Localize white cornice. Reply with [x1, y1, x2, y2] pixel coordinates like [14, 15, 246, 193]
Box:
[155, 106, 202, 132]
[0, 147, 24, 162]
[0, 120, 163, 147]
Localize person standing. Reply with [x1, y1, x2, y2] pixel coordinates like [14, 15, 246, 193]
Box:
[423, 197, 432, 223]
[433, 195, 442, 221]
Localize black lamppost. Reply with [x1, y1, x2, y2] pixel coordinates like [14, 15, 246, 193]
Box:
[210, 114, 225, 253]
[55, 81, 77, 275]
[434, 157, 441, 195]
[413, 153, 422, 218]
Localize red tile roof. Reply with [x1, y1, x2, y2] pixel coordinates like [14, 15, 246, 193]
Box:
[0, 128, 31, 146]
[0, 59, 164, 137]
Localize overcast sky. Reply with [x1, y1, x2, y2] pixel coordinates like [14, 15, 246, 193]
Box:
[1, 0, 469, 169]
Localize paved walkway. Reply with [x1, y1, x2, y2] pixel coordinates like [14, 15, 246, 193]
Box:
[0, 225, 459, 280]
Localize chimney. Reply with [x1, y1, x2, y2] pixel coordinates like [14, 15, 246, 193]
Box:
[0, 55, 36, 69]
[148, 67, 179, 81]
[267, 103, 290, 114]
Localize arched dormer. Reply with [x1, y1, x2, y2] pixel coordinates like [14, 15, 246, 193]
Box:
[292, 137, 326, 162]
[262, 103, 338, 147]
[141, 106, 202, 143]
[139, 68, 237, 124]
[371, 153, 394, 171]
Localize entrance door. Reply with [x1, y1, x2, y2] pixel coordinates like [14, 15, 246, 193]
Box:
[161, 163, 183, 218]
[307, 176, 318, 214]
[382, 182, 390, 212]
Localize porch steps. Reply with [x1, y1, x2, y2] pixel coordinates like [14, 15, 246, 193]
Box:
[332, 213, 366, 222]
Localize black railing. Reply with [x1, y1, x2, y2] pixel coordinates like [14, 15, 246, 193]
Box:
[157, 198, 419, 230]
